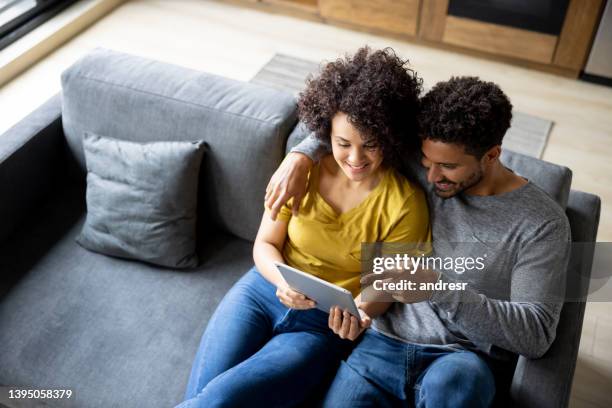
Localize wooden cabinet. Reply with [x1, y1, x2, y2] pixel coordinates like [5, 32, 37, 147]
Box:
[230, 0, 605, 77]
[319, 0, 420, 36]
[431, 14, 559, 64]
[554, 0, 605, 70]
[419, 0, 603, 69]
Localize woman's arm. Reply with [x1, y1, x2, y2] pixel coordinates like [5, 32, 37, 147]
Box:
[253, 212, 289, 287]
[253, 213, 315, 309]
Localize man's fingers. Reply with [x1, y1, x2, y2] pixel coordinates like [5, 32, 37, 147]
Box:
[269, 208, 279, 221]
[361, 272, 403, 288]
[269, 190, 289, 220]
[291, 194, 302, 216]
[361, 271, 396, 286]
[360, 273, 379, 286]
[265, 181, 280, 209]
[265, 179, 273, 201]
[264, 186, 271, 202]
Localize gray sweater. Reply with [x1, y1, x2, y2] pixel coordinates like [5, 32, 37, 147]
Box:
[292, 135, 570, 360]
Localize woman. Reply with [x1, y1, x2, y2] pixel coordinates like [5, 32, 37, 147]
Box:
[179, 46, 430, 408]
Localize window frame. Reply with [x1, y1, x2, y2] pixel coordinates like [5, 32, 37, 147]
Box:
[0, 0, 81, 51]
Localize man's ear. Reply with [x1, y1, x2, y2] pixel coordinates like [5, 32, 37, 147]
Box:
[481, 145, 501, 166]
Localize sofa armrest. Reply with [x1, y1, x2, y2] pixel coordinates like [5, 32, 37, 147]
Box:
[0, 93, 67, 244]
[510, 190, 601, 408]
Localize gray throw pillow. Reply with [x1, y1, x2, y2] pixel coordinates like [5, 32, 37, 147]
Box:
[76, 133, 205, 268]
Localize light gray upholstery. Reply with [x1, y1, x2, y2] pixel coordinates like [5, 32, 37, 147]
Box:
[77, 134, 205, 268]
[500, 149, 573, 210]
[0, 184, 252, 407]
[0, 50, 601, 408]
[510, 190, 600, 408]
[61, 48, 298, 242]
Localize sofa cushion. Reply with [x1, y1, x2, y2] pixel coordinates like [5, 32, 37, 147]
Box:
[500, 149, 572, 209]
[0, 184, 254, 407]
[61, 48, 298, 241]
[77, 134, 204, 268]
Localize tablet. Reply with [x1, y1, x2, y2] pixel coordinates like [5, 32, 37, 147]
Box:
[274, 261, 361, 317]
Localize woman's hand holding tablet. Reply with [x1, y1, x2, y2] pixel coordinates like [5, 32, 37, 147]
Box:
[328, 306, 372, 341]
[275, 285, 316, 310]
[274, 262, 361, 317]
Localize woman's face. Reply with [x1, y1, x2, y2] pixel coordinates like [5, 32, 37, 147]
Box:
[330, 112, 384, 182]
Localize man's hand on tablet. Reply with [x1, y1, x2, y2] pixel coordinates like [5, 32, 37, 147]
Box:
[276, 285, 316, 309]
[329, 306, 372, 341]
[265, 152, 313, 220]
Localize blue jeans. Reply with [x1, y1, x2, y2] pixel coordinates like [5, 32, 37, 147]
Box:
[177, 267, 353, 408]
[322, 330, 496, 408]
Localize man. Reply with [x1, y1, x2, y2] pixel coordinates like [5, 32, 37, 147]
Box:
[265, 77, 570, 407]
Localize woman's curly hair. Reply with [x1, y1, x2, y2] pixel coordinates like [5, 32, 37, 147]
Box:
[419, 76, 513, 158]
[297, 46, 422, 169]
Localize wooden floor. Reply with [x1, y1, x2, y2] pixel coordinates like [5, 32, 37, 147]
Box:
[0, 0, 611, 406]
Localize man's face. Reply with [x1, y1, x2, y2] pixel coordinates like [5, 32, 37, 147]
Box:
[421, 139, 484, 198]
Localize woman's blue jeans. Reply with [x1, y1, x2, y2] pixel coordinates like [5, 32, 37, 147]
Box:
[322, 329, 496, 407]
[177, 267, 353, 408]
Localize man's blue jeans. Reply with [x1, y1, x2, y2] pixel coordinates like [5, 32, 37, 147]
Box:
[177, 267, 353, 408]
[322, 329, 496, 408]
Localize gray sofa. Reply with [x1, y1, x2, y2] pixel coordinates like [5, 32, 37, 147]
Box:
[0, 49, 600, 408]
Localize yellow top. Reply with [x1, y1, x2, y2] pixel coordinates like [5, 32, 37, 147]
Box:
[269, 162, 431, 297]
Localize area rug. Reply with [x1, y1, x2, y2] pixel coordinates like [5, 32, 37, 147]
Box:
[250, 54, 552, 159]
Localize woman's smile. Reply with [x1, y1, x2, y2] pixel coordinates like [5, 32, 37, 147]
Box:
[345, 161, 370, 174]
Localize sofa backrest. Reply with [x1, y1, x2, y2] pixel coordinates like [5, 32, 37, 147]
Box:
[61, 48, 298, 242]
[500, 150, 572, 209]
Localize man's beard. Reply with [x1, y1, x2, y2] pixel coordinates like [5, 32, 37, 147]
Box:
[434, 169, 483, 198]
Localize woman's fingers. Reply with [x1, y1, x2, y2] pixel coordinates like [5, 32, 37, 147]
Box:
[348, 315, 360, 340]
[286, 288, 315, 308]
[329, 308, 358, 340]
[360, 315, 372, 330]
[276, 287, 315, 309]
[339, 311, 351, 338]
[327, 307, 370, 340]
[331, 307, 343, 334]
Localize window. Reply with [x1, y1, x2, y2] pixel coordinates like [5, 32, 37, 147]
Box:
[0, 0, 80, 50]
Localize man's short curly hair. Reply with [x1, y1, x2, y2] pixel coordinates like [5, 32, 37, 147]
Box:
[419, 76, 513, 158]
[297, 46, 422, 169]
